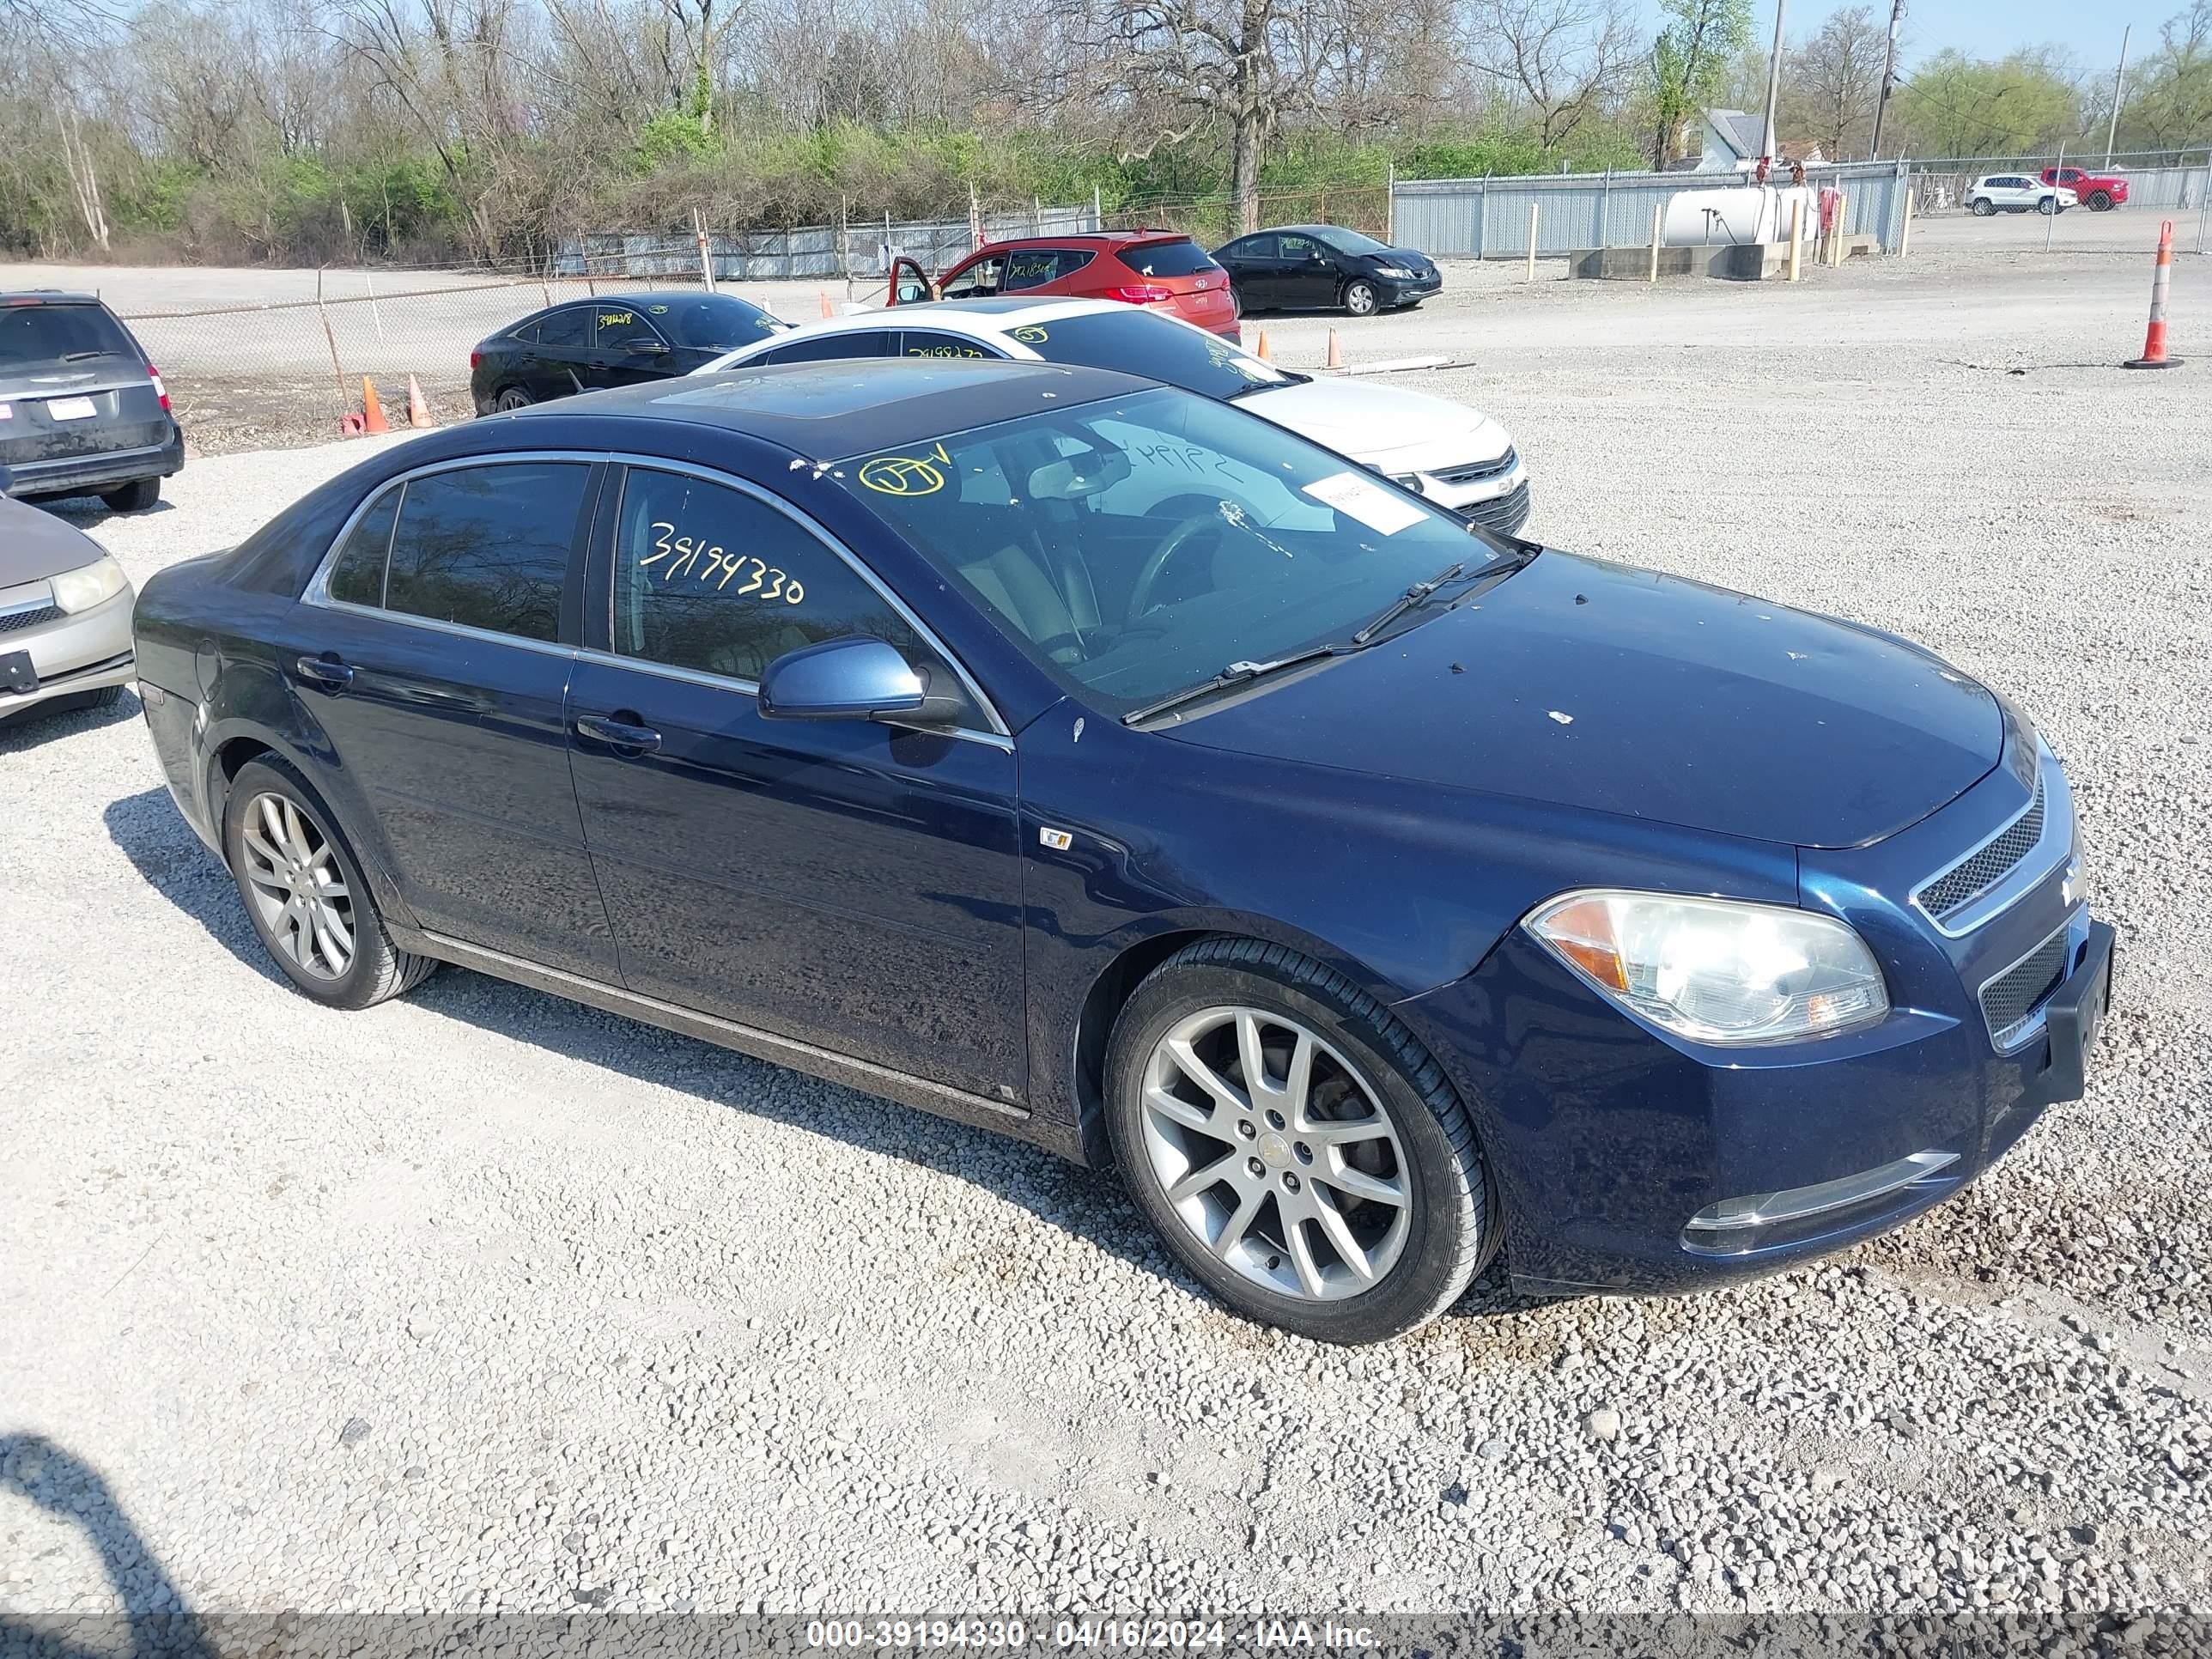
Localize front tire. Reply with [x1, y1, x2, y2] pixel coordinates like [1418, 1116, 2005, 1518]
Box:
[2087, 190, 2114, 211]
[1342, 280, 1379, 318]
[102, 477, 160, 512]
[1103, 938, 1497, 1344]
[222, 757, 434, 1010]
[2038, 198, 2057, 216]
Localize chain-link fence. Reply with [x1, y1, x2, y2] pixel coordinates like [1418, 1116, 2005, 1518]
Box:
[1904, 149, 2212, 216]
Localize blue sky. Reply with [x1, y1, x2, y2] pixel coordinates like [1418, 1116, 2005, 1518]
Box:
[1679, 0, 2169, 66]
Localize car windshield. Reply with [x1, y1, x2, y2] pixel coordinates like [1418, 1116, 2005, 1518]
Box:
[837, 386, 1509, 718]
[1310, 227, 1394, 256]
[648, 294, 784, 349]
[1009, 312, 1290, 401]
[0, 302, 137, 368]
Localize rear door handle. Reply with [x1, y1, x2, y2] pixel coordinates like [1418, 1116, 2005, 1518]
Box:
[295, 654, 355, 690]
[574, 712, 661, 755]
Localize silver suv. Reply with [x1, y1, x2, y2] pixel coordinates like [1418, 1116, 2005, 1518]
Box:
[1967, 174, 2076, 216]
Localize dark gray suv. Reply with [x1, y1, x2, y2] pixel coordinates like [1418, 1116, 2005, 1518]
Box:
[0, 292, 184, 512]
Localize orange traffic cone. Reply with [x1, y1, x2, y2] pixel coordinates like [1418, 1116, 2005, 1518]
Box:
[361, 377, 390, 435]
[2124, 220, 2184, 369]
[1254, 328, 1272, 362]
[405, 375, 435, 429]
[818, 289, 835, 319]
[1324, 328, 1345, 370]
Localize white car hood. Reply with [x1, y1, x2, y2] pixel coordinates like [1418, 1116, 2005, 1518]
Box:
[1240, 378, 1510, 474]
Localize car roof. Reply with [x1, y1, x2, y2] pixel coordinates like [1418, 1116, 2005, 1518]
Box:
[973, 229, 1195, 253]
[508, 356, 1155, 460]
[735, 296, 1126, 343]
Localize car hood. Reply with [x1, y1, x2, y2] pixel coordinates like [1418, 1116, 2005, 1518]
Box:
[1243, 379, 1507, 471]
[1158, 551, 2002, 849]
[0, 495, 106, 585]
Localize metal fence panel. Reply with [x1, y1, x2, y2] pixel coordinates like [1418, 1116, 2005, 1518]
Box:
[559, 203, 1101, 283]
[1395, 162, 1911, 258]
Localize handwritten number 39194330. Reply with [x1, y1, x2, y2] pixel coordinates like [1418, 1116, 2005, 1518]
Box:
[641, 521, 805, 605]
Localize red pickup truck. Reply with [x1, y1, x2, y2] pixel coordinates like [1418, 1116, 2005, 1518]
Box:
[2041, 167, 2129, 211]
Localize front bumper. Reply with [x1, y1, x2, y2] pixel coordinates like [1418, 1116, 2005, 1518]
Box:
[0, 584, 136, 721]
[1376, 274, 1443, 304]
[1402, 736, 2112, 1296]
[4, 425, 185, 501]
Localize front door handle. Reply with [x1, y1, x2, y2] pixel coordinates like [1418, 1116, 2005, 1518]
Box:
[295, 654, 355, 691]
[574, 712, 661, 755]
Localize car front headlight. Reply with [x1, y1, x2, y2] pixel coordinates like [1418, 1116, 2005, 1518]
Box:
[1523, 890, 1889, 1045]
[49, 554, 129, 614]
[1372, 264, 1413, 279]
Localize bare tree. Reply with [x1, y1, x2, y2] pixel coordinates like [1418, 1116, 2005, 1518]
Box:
[1785, 4, 1885, 160]
[1468, 0, 1638, 153]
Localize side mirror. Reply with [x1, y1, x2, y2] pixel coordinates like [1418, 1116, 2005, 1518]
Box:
[758, 635, 963, 727]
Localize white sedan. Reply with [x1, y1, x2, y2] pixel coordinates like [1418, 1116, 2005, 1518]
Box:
[695, 299, 1531, 536]
[1966, 174, 2077, 216]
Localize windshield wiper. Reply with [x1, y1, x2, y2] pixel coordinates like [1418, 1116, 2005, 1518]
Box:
[59, 350, 109, 362]
[1121, 643, 1357, 726]
[1350, 559, 1467, 646]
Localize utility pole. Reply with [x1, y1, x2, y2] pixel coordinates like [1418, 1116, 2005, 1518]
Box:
[1759, 0, 1788, 169]
[2105, 26, 2132, 167]
[1869, 0, 1904, 160]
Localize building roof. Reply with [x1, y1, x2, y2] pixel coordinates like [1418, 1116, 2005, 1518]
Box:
[1706, 109, 1771, 161]
[510, 356, 1151, 461]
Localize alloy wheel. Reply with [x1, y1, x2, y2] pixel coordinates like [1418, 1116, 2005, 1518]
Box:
[1345, 283, 1378, 317]
[238, 791, 356, 981]
[1138, 1005, 1411, 1301]
[495, 387, 532, 411]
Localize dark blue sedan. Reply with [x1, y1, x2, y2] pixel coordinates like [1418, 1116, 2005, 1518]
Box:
[131, 360, 2115, 1344]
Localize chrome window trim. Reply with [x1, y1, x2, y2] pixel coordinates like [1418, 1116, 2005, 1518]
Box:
[1911, 743, 2074, 938]
[301, 447, 1014, 750]
[599, 453, 1012, 741]
[1978, 905, 2089, 1054]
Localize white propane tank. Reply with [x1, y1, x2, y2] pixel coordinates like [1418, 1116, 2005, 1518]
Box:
[1661, 185, 1820, 246]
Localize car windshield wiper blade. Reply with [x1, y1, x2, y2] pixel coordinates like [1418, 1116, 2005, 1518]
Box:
[1121, 643, 1356, 726]
[1350, 559, 1467, 646]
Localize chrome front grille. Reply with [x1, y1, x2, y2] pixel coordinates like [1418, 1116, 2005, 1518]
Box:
[1979, 921, 2075, 1049]
[1431, 447, 1518, 487]
[1456, 482, 1532, 536]
[1914, 771, 2048, 930]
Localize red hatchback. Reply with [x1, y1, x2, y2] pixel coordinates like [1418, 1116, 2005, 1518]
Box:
[887, 232, 1241, 339]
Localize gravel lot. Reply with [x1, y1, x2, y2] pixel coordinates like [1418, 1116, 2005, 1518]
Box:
[3, 245, 2209, 1633]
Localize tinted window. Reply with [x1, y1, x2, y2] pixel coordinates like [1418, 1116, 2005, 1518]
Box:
[648, 294, 785, 349]
[327, 487, 400, 606]
[1002, 249, 1064, 292]
[536, 307, 592, 349]
[384, 463, 590, 642]
[593, 305, 665, 354]
[0, 302, 137, 368]
[1310, 226, 1393, 256]
[840, 387, 1497, 718]
[506, 319, 541, 344]
[752, 332, 890, 366]
[940, 257, 1004, 299]
[611, 467, 967, 710]
[1010, 312, 1282, 400]
[1121, 240, 1217, 277]
[899, 331, 1000, 360]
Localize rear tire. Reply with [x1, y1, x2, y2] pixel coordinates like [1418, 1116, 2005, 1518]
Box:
[101, 477, 160, 512]
[222, 757, 435, 1011]
[1342, 280, 1379, 318]
[1103, 937, 1498, 1345]
[1972, 198, 1996, 217]
[494, 386, 533, 411]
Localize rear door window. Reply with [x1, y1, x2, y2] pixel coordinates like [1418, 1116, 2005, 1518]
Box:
[750, 332, 891, 366]
[383, 462, 592, 642]
[535, 307, 593, 349]
[1002, 249, 1065, 292]
[0, 302, 138, 368]
[1121, 240, 1217, 278]
[898, 331, 1001, 360]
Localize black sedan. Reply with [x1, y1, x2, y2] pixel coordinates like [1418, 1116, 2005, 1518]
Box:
[1212, 226, 1442, 317]
[131, 359, 2111, 1345]
[468, 290, 787, 413]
